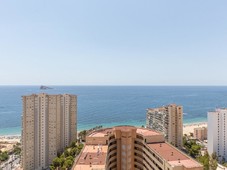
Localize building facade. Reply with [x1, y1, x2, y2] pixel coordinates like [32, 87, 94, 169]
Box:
[146, 104, 183, 148]
[74, 126, 203, 170]
[21, 93, 77, 170]
[208, 108, 227, 161]
[194, 127, 207, 141]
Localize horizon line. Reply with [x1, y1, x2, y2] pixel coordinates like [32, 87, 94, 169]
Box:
[1, 84, 227, 87]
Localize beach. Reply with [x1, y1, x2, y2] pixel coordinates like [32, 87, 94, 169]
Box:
[0, 122, 208, 143]
[183, 122, 207, 136]
[0, 135, 21, 152]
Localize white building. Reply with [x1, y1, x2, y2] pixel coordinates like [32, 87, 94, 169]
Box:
[21, 93, 77, 170]
[208, 108, 227, 161]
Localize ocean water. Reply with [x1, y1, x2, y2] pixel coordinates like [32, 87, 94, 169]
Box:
[0, 86, 227, 135]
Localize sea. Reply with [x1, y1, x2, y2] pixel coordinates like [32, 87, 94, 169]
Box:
[0, 86, 227, 136]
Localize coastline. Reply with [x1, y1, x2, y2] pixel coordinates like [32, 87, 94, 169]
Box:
[0, 121, 208, 139]
[183, 122, 207, 136]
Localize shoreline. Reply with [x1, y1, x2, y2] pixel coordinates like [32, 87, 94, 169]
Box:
[0, 121, 208, 139]
[183, 122, 207, 136]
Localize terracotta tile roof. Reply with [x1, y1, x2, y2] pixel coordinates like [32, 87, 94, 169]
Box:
[74, 145, 107, 170]
[148, 143, 202, 168]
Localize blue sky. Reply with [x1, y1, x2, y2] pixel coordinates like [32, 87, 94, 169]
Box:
[0, 0, 227, 85]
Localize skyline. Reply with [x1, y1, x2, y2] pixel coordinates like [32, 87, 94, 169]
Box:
[1, 0, 227, 85]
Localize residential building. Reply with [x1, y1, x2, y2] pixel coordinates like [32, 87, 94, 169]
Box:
[21, 93, 77, 170]
[208, 108, 227, 161]
[73, 126, 203, 170]
[146, 104, 183, 148]
[194, 127, 207, 141]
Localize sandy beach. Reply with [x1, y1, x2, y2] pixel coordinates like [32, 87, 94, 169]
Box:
[0, 122, 207, 144]
[0, 135, 21, 152]
[183, 122, 207, 136]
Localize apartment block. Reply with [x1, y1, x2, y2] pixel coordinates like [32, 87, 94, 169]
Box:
[21, 93, 77, 170]
[208, 108, 227, 161]
[74, 126, 203, 170]
[146, 104, 183, 148]
[194, 127, 207, 141]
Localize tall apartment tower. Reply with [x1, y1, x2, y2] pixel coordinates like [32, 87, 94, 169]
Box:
[146, 104, 183, 148]
[21, 93, 77, 170]
[208, 108, 227, 161]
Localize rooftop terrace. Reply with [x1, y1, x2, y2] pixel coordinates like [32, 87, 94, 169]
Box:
[74, 145, 107, 170]
[148, 143, 202, 168]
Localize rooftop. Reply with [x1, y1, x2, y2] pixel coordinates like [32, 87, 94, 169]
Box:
[74, 145, 107, 170]
[88, 126, 161, 138]
[147, 104, 181, 112]
[148, 143, 202, 168]
[88, 128, 112, 137]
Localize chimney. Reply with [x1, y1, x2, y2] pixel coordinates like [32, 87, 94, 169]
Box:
[178, 159, 180, 163]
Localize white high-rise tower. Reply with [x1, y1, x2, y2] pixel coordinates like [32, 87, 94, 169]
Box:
[208, 108, 227, 161]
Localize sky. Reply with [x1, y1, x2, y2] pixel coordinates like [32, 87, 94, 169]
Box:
[0, 0, 227, 86]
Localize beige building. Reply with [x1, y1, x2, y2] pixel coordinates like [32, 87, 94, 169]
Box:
[194, 127, 207, 140]
[73, 126, 203, 170]
[21, 93, 77, 170]
[146, 104, 183, 148]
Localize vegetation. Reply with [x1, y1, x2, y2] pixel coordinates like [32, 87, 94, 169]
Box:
[78, 130, 87, 142]
[183, 136, 218, 170]
[0, 150, 9, 162]
[183, 136, 201, 158]
[197, 151, 218, 170]
[12, 142, 21, 155]
[50, 142, 84, 170]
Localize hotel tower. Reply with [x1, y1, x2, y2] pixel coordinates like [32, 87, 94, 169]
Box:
[208, 108, 227, 161]
[21, 93, 77, 170]
[74, 126, 202, 170]
[146, 104, 183, 148]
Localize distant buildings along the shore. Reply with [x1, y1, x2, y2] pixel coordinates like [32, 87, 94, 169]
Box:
[146, 104, 183, 148]
[194, 127, 207, 141]
[21, 93, 77, 170]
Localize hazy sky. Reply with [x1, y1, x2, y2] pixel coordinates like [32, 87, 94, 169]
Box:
[0, 0, 227, 85]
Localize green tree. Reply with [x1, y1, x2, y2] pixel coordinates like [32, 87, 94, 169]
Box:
[0, 151, 9, 161]
[49, 165, 55, 170]
[64, 149, 70, 157]
[13, 144, 21, 155]
[78, 130, 87, 141]
[210, 152, 218, 170]
[78, 143, 84, 150]
[52, 157, 61, 167]
[70, 141, 76, 148]
[70, 147, 79, 156]
[66, 156, 74, 162]
[64, 159, 73, 168]
[190, 144, 201, 157]
[197, 151, 210, 170]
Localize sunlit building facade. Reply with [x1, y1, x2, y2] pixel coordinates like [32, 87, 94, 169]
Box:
[21, 93, 77, 170]
[146, 104, 183, 148]
[74, 126, 202, 170]
[208, 108, 227, 161]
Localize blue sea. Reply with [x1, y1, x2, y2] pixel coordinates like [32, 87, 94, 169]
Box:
[0, 86, 227, 135]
